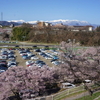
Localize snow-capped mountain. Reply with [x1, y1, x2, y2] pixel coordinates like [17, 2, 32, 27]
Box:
[9, 19, 91, 26]
[48, 19, 91, 26]
[8, 20, 25, 23]
[0, 19, 99, 27]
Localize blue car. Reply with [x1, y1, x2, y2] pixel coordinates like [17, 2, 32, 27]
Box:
[22, 55, 29, 60]
[52, 56, 59, 60]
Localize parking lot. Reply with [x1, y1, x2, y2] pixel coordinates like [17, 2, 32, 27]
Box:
[15, 49, 55, 67]
[0, 47, 63, 73]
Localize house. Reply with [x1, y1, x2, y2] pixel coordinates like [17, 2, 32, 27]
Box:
[0, 25, 2, 27]
[52, 23, 67, 30]
[37, 21, 52, 27]
[68, 25, 93, 32]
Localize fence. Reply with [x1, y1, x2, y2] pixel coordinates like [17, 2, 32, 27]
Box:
[26, 85, 85, 100]
[52, 85, 85, 100]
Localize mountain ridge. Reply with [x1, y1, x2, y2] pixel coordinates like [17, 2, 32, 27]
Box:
[0, 19, 99, 27]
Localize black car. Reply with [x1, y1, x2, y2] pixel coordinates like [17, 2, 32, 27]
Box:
[35, 49, 41, 52]
[0, 64, 8, 70]
[15, 45, 19, 47]
[35, 60, 44, 64]
[0, 63, 7, 66]
[32, 45, 37, 48]
[0, 60, 7, 65]
[44, 46, 49, 50]
[51, 59, 58, 62]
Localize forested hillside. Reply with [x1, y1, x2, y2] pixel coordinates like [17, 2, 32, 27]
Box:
[11, 24, 100, 46]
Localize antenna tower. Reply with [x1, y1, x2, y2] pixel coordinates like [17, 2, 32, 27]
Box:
[1, 12, 3, 21]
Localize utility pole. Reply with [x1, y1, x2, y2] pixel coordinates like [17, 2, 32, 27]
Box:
[1, 12, 3, 21]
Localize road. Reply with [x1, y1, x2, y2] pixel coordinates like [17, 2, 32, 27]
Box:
[0, 42, 59, 48]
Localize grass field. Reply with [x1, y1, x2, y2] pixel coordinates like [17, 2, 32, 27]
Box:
[75, 91, 100, 100]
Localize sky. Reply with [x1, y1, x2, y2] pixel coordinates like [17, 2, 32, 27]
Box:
[0, 0, 100, 24]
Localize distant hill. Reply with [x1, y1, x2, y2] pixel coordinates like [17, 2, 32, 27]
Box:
[0, 19, 99, 28]
[0, 21, 21, 26]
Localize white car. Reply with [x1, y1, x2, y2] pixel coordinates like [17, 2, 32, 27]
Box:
[20, 53, 27, 56]
[28, 63, 38, 67]
[27, 52, 33, 56]
[7, 60, 17, 66]
[0, 55, 7, 60]
[61, 83, 75, 89]
[52, 61, 61, 66]
[31, 56, 39, 60]
[26, 60, 34, 65]
[45, 56, 52, 59]
[8, 54, 16, 58]
[0, 70, 5, 73]
[8, 56, 15, 60]
[8, 63, 17, 68]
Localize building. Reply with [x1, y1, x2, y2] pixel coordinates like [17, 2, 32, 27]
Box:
[67, 25, 93, 32]
[52, 23, 68, 30]
[37, 21, 52, 27]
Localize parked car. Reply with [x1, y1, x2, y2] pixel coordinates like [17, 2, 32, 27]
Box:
[0, 63, 7, 67]
[31, 56, 39, 60]
[20, 52, 27, 56]
[52, 61, 61, 66]
[26, 60, 35, 66]
[8, 56, 15, 60]
[44, 55, 52, 59]
[7, 60, 17, 66]
[38, 62, 46, 68]
[27, 63, 35, 67]
[52, 56, 59, 60]
[61, 83, 75, 89]
[40, 49, 46, 52]
[0, 55, 7, 60]
[0, 60, 7, 65]
[8, 54, 16, 57]
[0, 64, 8, 72]
[35, 60, 44, 64]
[0, 70, 5, 74]
[15, 45, 19, 47]
[34, 49, 41, 52]
[22, 55, 29, 60]
[28, 54, 35, 57]
[50, 59, 58, 62]
[32, 45, 37, 48]
[8, 63, 17, 68]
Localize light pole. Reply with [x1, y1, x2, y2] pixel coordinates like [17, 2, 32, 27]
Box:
[22, 36, 26, 48]
[67, 39, 75, 56]
[72, 39, 75, 55]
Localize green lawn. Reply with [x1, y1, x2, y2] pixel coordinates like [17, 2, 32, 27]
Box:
[54, 90, 86, 100]
[75, 91, 100, 100]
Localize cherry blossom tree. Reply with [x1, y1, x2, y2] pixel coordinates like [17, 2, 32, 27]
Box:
[0, 66, 59, 100]
[59, 41, 100, 95]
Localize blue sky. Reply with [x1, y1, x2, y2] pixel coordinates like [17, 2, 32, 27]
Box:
[0, 0, 100, 24]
